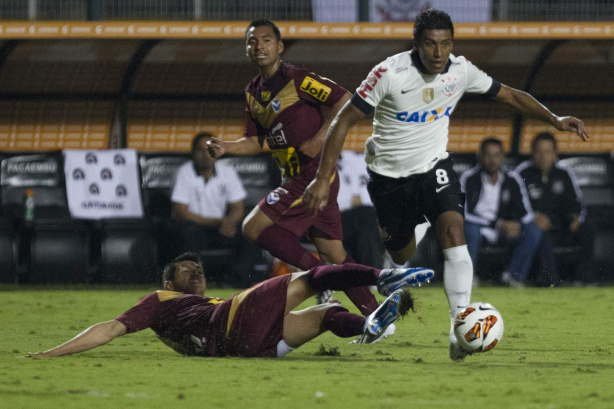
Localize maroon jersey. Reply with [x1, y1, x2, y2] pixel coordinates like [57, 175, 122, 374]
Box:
[115, 291, 230, 356]
[244, 62, 348, 183]
[115, 275, 292, 358]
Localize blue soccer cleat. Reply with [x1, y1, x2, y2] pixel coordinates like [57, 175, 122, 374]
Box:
[377, 267, 434, 296]
[355, 288, 414, 344]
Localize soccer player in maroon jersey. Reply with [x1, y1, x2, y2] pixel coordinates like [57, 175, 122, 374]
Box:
[207, 19, 382, 316]
[25, 253, 433, 358]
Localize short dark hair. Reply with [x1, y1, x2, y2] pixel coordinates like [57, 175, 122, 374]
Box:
[245, 19, 281, 42]
[191, 132, 215, 153]
[479, 137, 504, 155]
[162, 252, 203, 284]
[531, 131, 557, 152]
[413, 8, 454, 41]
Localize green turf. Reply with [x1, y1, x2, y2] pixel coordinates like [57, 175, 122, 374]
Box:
[1, 285, 613, 409]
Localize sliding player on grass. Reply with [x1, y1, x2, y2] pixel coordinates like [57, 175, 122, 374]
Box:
[26, 252, 433, 358]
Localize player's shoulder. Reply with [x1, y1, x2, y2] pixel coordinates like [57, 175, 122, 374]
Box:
[245, 73, 262, 93]
[449, 53, 467, 65]
[277, 62, 315, 84]
[155, 290, 184, 302]
[283, 62, 307, 77]
[381, 51, 413, 74]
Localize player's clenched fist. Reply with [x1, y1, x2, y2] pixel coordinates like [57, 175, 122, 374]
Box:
[206, 138, 225, 158]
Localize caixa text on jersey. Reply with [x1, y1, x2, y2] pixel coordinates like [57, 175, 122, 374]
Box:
[395, 106, 452, 123]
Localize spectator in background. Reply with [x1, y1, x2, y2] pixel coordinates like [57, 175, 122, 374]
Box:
[516, 132, 596, 286]
[337, 151, 385, 269]
[171, 132, 248, 287]
[460, 137, 541, 288]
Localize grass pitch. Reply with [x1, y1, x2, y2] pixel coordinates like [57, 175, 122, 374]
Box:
[1, 284, 613, 409]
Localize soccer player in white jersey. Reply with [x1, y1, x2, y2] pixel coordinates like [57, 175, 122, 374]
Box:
[303, 9, 589, 361]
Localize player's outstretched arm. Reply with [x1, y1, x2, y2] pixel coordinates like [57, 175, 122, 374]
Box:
[304, 101, 365, 215]
[207, 136, 261, 158]
[25, 320, 127, 358]
[494, 84, 589, 141]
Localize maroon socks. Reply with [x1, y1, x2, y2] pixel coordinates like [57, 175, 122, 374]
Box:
[255, 226, 380, 316]
[320, 306, 365, 338]
[306, 261, 380, 316]
[255, 225, 322, 270]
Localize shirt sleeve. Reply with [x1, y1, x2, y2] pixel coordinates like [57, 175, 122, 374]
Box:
[295, 69, 348, 108]
[170, 164, 190, 205]
[463, 58, 495, 94]
[115, 293, 161, 333]
[353, 59, 393, 113]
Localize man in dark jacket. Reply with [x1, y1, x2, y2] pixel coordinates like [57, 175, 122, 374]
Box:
[516, 132, 595, 285]
[460, 137, 541, 287]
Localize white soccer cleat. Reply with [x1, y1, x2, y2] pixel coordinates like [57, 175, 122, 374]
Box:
[350, 323, 396, 344]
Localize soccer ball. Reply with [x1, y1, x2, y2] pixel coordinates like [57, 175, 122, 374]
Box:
[453, 302, 504, 353]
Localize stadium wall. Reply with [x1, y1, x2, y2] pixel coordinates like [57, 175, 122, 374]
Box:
[0, 21, 612, 154]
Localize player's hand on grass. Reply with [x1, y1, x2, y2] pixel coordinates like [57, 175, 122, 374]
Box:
[303, 177, 331, 216]
[554, 116, 589, 142]
[206, 137, 225, 158]
[22, 351, 49, 358]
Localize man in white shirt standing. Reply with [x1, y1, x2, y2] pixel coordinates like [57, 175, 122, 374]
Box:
[172, 132, 248, 286]
[303, 8, 588, 360]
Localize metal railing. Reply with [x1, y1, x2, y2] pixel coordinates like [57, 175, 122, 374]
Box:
[0, 0, 613, 22]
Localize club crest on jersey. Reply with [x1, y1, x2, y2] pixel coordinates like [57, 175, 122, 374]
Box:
[267, 191, 280, 205]
[252, 104, 259, 112]
[422, 88, 434, 103]
[441, 76, 458, 97]
[300, 76, 331, 102]
[271, 98, 281, 112]
[261, 91, 271, 102]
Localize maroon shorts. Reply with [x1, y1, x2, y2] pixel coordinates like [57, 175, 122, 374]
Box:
[224, 274, 292, 357]
[258, 172, 343, 240]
